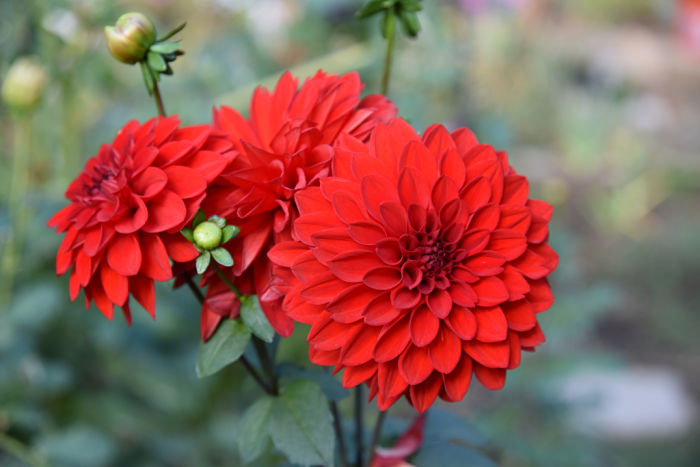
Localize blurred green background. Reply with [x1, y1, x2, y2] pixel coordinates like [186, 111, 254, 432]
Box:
[1, 0, 699, 465]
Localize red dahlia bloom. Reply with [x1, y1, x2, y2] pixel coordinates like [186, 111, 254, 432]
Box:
[48, 116, 234, 322]
[268, 119, 559, 412]
[198, 70, 397, 340]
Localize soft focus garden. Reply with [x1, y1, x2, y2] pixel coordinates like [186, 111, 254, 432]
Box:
[1, 0, 699, 466]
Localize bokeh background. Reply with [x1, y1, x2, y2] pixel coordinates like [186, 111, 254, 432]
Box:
[1, 0, 699, 465]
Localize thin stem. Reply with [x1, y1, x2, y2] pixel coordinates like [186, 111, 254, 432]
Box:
[253, 336, 278, 394]
[367, 410, 387, 466]
[152, 78, 166, 117]
[330, 400, 349, 467]
[380, 9, 396, 96]
[211, 262, 243, 301]
[354, 386, 364, 467]
[182, 273, 273, 395]
[0, 432, 47, 467]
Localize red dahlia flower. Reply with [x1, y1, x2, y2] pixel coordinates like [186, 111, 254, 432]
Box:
[48, 116, 234, 322]
[268, 119, 558, 412]
[198, 70, 397, 340]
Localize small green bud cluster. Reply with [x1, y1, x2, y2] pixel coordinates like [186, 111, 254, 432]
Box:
[357, 0, 423, 38]
[104, 12, 186, 95]
[182, 211, 240, 274]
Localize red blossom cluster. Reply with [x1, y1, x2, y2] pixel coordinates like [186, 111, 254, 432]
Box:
[49, 70, 558, 413]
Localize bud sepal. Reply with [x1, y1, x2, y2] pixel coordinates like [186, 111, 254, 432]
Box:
[182, 210, 239, 274]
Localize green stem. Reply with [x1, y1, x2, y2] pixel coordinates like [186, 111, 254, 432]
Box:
[330, 400, 349, 467]
[252, 336, 278, 394]
[211, 262, 243, 301]
[380, 9, 396, 96]
[0, 117, 31, 304]
[152, 78, 166, 117]
[354, 386, 364, 467]
[183, 274, 274, 394]
[367, 409, 387, 466]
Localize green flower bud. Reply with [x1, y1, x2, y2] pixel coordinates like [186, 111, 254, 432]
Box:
[2, 57, 47, 111]
[104, 12, 156, 64]
[193, 221, 222, 250]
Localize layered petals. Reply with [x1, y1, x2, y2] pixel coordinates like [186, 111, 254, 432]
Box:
[268, 119, 558, 412]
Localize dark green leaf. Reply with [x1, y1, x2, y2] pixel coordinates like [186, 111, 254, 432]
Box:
[357, 0, 392, 19]
[277, 363, 349, 401]
[211, 247, 233, 267]
[192, 210, 206, 227]
[147, 51, 167, 72]
[238, 397, 273, 464]
[240, 296, 275, 343]
[398, 9, 421, 37]
[195, 251, 211, 274]
[221, 225, 239, 244]
[196, 319, 251, 378]
[150, 41, 180, 54]
[180, 228, 194, 243]
[268, 380, 334, 466]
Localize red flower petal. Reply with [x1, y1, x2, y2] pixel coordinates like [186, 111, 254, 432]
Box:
[409, 372, 442, 413]
[473, 364, 506, 390]
[342, 361, 377, 387]
[139, 233, 172, 281]
[341, 325, 382, 366]
[328, 251, 386, 282]
[474, 306, 508, 342]
[328, 284, 377, 323]
[99, 263, 128, 306]
[399, 344, 433, 385]
[503, 299, 536, 331]
[445, 306, 477, 340]
[527, 278, 554, 312]
[464, 340, 510, 368]
[426, 288, 452, 318]
[373, 315, 411, 362]
[142, 190, 187, 233]
[130, 275, 155, 318]
[364, 293, 402, 325]
[442, 356, 472, 401]
[429, 326, 462, 373]
[473, 276, 509, 306]
[107, 234, 142, 276]
[164, 166, 207, 199]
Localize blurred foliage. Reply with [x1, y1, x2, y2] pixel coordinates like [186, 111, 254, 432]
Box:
[2, 0, 700, 465]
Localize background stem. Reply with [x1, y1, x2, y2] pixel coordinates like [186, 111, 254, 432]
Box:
[152, 78, 166, 117]
[330, 400, 349, 467]
[354, 386, 364, 467]
[368, 410, 387, 465]
[380, 10, 396, 96]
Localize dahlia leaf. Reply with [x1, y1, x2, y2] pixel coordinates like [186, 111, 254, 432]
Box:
[192, 209, 206, 227]
[399, 0, 423, 12]
[196, 251, 211, 274]
[267, 380, 335, 466]
[196, 319, 251, 378]
[238, 396, 273, 464]
[149, 41, 180, 54]
[276, 363, 349, 401]
[211, 247, 233, 267]
[240, 296, 275, 343]
[180, 227, 194, 243]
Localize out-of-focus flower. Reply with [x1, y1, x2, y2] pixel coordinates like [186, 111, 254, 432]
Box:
[678, 0, 700, 55]
[1, 57, 47, 111]
[198, 70, 397, 340]
[269, 119, 558, 412]
[371, 414, 425, 467]
[48, 116, 234, 322]
[104, 12, 156, 64]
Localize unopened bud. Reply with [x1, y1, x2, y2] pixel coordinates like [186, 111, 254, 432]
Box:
[193, 221, 222, 250]
[2, 57, 47, 111]
[104, 12, 156, 64]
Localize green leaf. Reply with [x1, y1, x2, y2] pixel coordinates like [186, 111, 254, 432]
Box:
[147, 51, 167, 72]
[221, 225, 239, 244]
[180, 228, 194, 243]
[192, 210, 206, 227]
[398, 9, 421, 37]
[277, 363, 349, 401]
[268, 380, 335, 466]
[357, 0, 392, 19]
[238, 397, 273, 464]
[195, 251, 211, 274]
[240, 296, 275, 343]
[196, 319, 251, 378]
[208, 214, 226, 229]
[139, 61, 154, 95]
[149, 41, 180, 54]
[211, 247, 233, 267]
